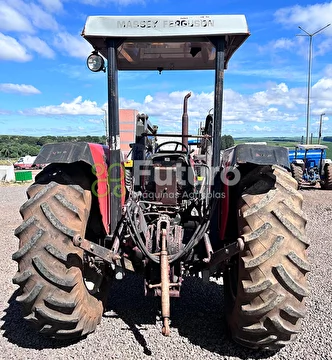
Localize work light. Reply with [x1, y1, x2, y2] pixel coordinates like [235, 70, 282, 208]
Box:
[87, 51, 105, 72]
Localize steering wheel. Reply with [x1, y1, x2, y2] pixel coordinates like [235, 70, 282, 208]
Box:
[155, 141, 189, 154]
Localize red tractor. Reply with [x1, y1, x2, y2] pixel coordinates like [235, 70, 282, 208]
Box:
[12, 15, 309, 351]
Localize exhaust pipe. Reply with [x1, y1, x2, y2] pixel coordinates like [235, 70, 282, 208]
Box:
[182, 92, 191, 149]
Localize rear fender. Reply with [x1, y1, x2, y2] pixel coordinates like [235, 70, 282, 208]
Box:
[221, 144, 289, 169]
[35, 142, 111, 233]
[218, 144, 289, 241]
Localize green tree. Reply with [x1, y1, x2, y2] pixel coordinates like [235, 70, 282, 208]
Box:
[221, 134, 235, 150]
[0, 145, 9, 158]
[8, 145, 20, 158]
[37, 136, 57, 146]
[323, 136, 332, 142]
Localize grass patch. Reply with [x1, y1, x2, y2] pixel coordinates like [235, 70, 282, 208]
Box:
[0, 159, 15, 165]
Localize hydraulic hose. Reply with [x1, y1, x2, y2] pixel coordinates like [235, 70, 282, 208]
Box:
[126, 203, 212, 265]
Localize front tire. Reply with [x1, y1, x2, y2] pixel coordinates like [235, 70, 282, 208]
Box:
[224, 166, 309, 350]
[12, 178, 105, 339]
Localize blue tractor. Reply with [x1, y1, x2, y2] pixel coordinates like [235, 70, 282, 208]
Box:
[289, 144, 332, 189]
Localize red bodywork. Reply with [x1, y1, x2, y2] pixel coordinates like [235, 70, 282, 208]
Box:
[14, 163, 34, 170]
[88, 143, 111, 234]
[88, 143, 125, 234]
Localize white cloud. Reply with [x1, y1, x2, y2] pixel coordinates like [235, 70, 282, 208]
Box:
[37, 0, 63, 12]
[29, 3, 59, 31]
[249, 82, 301, 110]
[78, 0, 145, 6]
[260, 4, 332, 59]
[53, 32, 93, 58]
[225, 121, 244, 125]
[253, 125, 272, 132]
[0, 33, 31, 62]
[119, 73, 332, 133]
[119, 86, 305, 133]
[273, 38, 296, 50]
[0, 4, 33, 33]
[88, 119, 102, 124]
[0, 109, 11, 115]
[24, 96, 103, 115]
[316, 38, 332, 56]
[20, 35, 56, 59]
[275, 3, 332, 35]
[4, 0, 58, 31]
[144, 95, 153, 103]
[258, 36, 310, 60]
[277, 83, 289, 93]
[120, 91, 214, 127]
[312, 78, 332, 92]
[268, 107, 278, 113]
[324, 64, 332, 77]
[0, 83, 41, 95]
[312, 77, 332, 112]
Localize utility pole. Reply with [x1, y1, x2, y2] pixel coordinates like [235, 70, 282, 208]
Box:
[318, 113, 325, 144]
[101, 109, 108, 145]
[297, 24, 330, 144]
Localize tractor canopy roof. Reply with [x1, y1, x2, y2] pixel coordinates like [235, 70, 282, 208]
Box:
[82, 15, 250, 70]
[296, 144, 328, 150]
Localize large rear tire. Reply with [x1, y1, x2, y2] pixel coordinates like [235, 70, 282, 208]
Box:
[224, 165, 309, 350]
[321, 163, 332, 190]
[12, 169, 106, 339]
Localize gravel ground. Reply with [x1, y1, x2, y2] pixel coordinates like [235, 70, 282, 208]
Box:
[0, 182, 331, 360]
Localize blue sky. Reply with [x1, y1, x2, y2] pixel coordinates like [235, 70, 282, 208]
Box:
[1, 0, 332, 138]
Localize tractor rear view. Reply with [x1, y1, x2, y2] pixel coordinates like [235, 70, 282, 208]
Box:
[12, 15, 309, 351]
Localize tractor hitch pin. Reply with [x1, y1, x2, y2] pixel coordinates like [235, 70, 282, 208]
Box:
[148, 228, 172, 335]
[203, 233, 213, 263]
[160, 228, 170, 336]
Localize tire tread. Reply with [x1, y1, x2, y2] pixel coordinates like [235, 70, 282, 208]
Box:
[12, 179, 104, 339]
